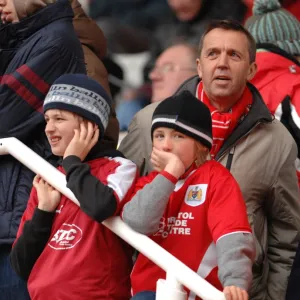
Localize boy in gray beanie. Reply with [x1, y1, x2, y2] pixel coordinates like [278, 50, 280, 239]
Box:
[245, 0, 300, 187]
[10, 74, 138, 300]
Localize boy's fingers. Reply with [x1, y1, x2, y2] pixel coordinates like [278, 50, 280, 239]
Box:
[86, 122, 94, 140]
[73, 128, 79, 140]
[33, 175, 40, 183]
[33, 175, 40, 187]
[87, 122, 96, 143]
[79, 122, 88, 141]
[91, 128, 99, 145]
[242, 290, 248, 300]
[224, 287, 232, 300]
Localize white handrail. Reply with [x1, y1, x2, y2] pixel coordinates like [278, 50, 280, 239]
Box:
[0, 137, 226, 300]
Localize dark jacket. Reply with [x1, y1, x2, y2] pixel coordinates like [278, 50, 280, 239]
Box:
[0, 0, 86, 245]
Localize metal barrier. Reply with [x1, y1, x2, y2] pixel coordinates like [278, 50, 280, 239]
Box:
[0, 137, 226, 300]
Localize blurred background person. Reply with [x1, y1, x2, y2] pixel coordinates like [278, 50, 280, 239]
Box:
[116, 43, 198, 131]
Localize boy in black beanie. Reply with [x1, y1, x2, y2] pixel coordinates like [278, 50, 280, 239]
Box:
[122, 91, 255, 300]
[10, 74, 138, 300]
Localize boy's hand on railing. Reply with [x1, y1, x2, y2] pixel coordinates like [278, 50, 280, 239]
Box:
[151, 148, 185, 179]
[223, 286, 248, 300]
[63, 121, 99, 161]
[33, 175, 61, 212]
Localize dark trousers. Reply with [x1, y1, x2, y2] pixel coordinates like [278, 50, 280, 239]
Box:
[0, 246, 30, 300]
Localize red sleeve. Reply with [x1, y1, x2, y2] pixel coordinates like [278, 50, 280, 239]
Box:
[13, 187, 38, 246]
[207, 164, 251, 243]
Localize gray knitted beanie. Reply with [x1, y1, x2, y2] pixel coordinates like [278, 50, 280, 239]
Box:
[245, 0, 300, 56]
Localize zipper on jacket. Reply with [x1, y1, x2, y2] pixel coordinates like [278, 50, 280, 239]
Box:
[226, 146, 236, 171]
[217, 121, 263, 163]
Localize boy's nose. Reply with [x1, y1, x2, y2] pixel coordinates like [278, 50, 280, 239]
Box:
[45, 122, 55, 133]
[162, 138, 172, 152]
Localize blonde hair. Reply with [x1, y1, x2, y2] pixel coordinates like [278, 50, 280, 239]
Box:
[194, 142, 210, 167]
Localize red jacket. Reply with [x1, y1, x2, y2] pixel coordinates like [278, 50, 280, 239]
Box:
[251, 51, 300, 185]
[12, 154, 137, 300]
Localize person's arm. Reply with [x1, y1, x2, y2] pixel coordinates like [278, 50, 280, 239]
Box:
[122, 171, 177, 235]
[0, 39, 85, 142]
[10, 188, 55, 281]
[122, 148, 185, 235]
[207, 165, 255, 292]
[62, 155, 137, 223]
[266, 142, 300, 300]
[216, 233, 255, 290]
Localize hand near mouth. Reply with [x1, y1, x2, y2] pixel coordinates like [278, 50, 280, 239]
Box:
[63, 121, 99, 161]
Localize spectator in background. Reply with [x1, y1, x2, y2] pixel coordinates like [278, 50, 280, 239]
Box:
[243, 0, 300, 22]
[149, 44, 198, 103]
[157, 0, 247, 50]
[91, 0, 171, 53]
[245, 0, 300, 186]
[116, 43, 198, 132]
[91, 0, 247, 56]
[71, 0, 120, 149]
[0, 0, 85, 298]
[119, 20, 300, 300]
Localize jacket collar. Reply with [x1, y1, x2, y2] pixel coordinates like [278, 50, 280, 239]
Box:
[57, 141, 124, 166]
[176, 76, 273, 160]
[84, 141, 124, 161]
[0, 0, 73, 48]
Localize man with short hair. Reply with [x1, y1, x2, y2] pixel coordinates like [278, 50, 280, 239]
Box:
[149, 43, 198, 103]
[119, 20, 300, 300]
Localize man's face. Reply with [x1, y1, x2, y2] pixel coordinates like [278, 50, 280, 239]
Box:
[167, 0, 202, 22]
[150, 45, 197, 103]
[0, 0, 19, 23]
[197, 28, 257, 105]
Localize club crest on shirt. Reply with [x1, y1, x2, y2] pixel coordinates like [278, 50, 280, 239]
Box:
[185, 184, 208, 207]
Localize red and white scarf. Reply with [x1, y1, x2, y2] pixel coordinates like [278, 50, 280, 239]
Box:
[197, 82, 252, 158]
